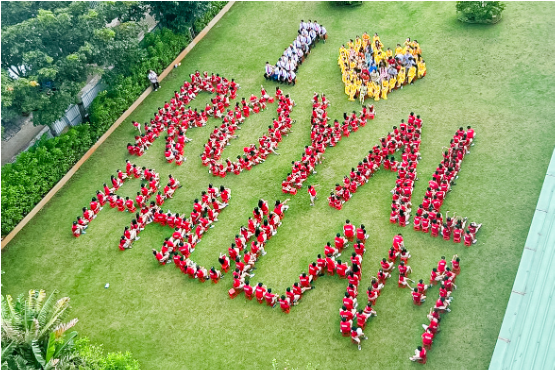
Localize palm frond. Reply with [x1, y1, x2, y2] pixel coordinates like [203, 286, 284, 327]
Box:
[1, 295, 18, 325]
[1, 322, 25, 343]
[36, 290, 59, 328]
[34, 290, 46, 313]
[37, 297, 71, 339]
[24, 319, 40, 344]
[1, 341, 15, 360]
[31, 340, 46, 369]
[54, 318, 78, 340]
[13, 354, 31, 370]
[27, 290, 37, 315]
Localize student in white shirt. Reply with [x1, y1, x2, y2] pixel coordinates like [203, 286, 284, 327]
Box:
[264, 62, 274, 79]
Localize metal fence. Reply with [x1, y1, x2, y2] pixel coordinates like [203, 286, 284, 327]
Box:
[49, 78, 106, 136]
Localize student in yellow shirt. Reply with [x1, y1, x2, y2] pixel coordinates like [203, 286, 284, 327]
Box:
[407, 66, 417, 84]
[417, 59, 427, 78]
[395, 44, 404, 56]
[381, 79, 389, 100]
[389, 75, 397, 92]
[348, 83, 357, 101]
[370, 81, 381, 101]
[386, 48, 393, 58]
[397, 66, 406, 88]
[407, 64, 417, 85]
[362, 32, 370, 47]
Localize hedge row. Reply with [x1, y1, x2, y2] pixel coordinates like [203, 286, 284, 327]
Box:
[1, 2, 228, 237]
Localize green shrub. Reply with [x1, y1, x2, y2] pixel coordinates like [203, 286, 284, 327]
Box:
[194, 1, 228, 33]
[74, 338, 140, 370]
[89, 27, 190, 140]
[456, 1, 505, 24]
[1, 125, 93, 236]
[334, 1, 363, 6]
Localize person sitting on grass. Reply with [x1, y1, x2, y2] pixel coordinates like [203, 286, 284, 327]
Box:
[351, 326, 368, 351]
[409, 346, 427, 363]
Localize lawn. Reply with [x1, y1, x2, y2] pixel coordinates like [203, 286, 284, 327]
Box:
[1, 1, 554, 369]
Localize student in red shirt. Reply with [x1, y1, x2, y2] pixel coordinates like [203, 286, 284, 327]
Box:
[308, 185, 317, 206]
[90, 197, 102, 214]
[243, 280, 254, 299]
[392, 233, 405, 251]
[351, 326, 368, 351]
[463, 230, 475, 246]
[356, 309, 370, 329]
[209, 267, 223, 283]
[412, 288, 426, 305]
[299, 273, 314, 291]
[279, 295, 291, 313]
[264, 288, 278, 307]
[255, 282, 267, 304]
[343, 220, 355, 241]
[434, 296, 451, 313]
[353, 241, 366, 256]
[451, 254, 461, 275]
[409, 346, 427, 363]
[380, 258, 394, 272]
[421, 328, 434, 350]
[72, 221, 87, 237]
[334, 233, 348, 251]
[356, 225, 368, 243]
[340, 317, 352, 334]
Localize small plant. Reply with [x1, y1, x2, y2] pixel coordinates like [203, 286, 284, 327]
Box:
[456, 1, 506, 24]
[271, 358, 318, 370]
[335, 1, 363, 6]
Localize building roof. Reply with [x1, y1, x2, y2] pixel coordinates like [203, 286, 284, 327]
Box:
[489, 149, 555, 370]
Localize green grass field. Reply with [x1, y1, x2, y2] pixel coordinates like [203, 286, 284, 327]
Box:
[2, 1, 554, 369]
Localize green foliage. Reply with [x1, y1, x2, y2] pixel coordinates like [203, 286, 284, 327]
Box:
[89, 27, 190, 140]
[0, 1, 67, 28]
[146, 1, 210, 34]
[0, 290, 140, 370]
[193, 1, 228, 33]
[0, 289, 77, 370]
[74, 338, 141, 370]
[0, 125, 94, 236]
[0, 1, 144, 127]
[271, 358, 318, 370]
[456, 1, 506, 23]
[334, 1, 363, 6]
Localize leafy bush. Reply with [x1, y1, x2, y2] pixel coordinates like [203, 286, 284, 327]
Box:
[1, 125, 94, 235]
[193, 1, 228, 34]
[334, 1, 363, 6]
[0, 290, 140, 370]
[74, 338, 140, 370]
[456, 1, 505, 24]
[89, 27, 191, 140]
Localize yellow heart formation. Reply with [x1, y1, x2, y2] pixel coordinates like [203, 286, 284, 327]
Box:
[338, 33, 426, 102]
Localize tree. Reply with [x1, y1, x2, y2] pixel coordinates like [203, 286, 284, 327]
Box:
[456, 1, 506, 24]
[0, 1, 68, 28]
[146, 1, 210, 34]
[0, 2, 145, 128]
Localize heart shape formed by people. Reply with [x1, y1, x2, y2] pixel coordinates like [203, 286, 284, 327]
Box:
[338, 33, 426, 102]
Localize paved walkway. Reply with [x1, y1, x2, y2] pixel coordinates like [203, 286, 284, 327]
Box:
[1, 120, 46, 166]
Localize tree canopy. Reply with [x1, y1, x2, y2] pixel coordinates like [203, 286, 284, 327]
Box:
[1, 1, 146, 127]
